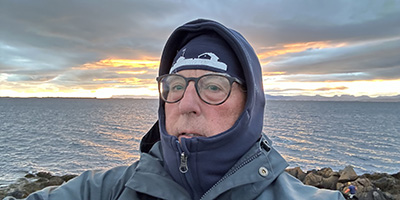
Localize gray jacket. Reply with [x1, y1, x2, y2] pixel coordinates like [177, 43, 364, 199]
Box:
[27, 134, 344, 200]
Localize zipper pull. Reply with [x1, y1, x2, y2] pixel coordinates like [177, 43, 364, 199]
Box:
[179, 152, 188, 173]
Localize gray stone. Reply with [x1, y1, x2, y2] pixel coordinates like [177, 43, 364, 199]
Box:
[304, 172, 323, 188]
[285, 167, 306, 182]
[339, 165, 358, 182]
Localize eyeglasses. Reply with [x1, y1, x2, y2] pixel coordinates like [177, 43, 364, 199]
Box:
[156, 73, 244, 105]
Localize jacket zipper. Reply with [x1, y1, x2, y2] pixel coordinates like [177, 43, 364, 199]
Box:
[179, 151, 188, 173]
[176, 140, 199, 197]
[199, 150, 263, 200]
[176, 140, 189, 173]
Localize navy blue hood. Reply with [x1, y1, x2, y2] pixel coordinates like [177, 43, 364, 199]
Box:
[156, 19, 265, 199]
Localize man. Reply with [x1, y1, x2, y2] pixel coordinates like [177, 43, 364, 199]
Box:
[344, 182, 357, 199]
[27, 19, 345, 199]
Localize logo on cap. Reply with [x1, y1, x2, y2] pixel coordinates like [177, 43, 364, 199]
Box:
[169, 50, 227, 74]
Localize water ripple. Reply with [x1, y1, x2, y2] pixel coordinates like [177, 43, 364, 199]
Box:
[1, 99, 399, 186]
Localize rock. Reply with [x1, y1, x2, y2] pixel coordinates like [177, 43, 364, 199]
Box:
[391, 171, 400, 180]
[356, 178, 374, 194]
[373, 176, 395, 191]
[339, 176, 398, 200]
[286, 167, 399, 199]
[339, 165, 358, 182]
[24, 173, 35, 178]
[359, 172, 400, 199]
[48, 177, 64, 186]
[303, 169, 340, 190]
[304, 172, 323, 188]
[359, 188, 392, 200]
[21, 180, 43, 194]
[318, 167, 335, 178]
[61, 174, 78, 182]
[0, 171, 78, 199]
[5, 190, 26, 199]
[285, 167, 306, 182]
[352, 178, 374, 199]
[321, 175, 339, 190]
[36, 172, 53, 179]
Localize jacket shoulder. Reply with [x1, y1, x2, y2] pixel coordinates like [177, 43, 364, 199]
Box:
[256, 172, 345, 200]
[26, 163, 139, 200]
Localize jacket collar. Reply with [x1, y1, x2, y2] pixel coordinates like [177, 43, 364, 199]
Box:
[200, 134, 288, 199]
[128, 134, 288, 199]
[126, 141, 191, 199]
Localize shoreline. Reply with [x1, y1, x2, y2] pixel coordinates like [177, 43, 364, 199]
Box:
[1, 165, 399, 200]
[285, 165, 400, 200]
[0, 172, 78, 200]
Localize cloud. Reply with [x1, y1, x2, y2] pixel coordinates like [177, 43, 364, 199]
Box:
[1, 1, 400, 97]
[45, 58, 159, 90]
[266, 86, 348, 93]
[7, 74, 56, 82]
[0, 1, 175, 70]
[241, 1, 400, 46]
[262, 37, 400, 81]
[314, 86, 348, 91]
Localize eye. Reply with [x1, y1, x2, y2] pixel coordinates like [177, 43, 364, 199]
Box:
[165, 76, 186, 92]
[199, 75, 230, 93]
[172, 84, 185, 91]
[205, 84, 222, 92]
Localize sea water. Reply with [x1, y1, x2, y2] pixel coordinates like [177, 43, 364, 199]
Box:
[1, 98, 399, 186]
[264, 101, 399, 175]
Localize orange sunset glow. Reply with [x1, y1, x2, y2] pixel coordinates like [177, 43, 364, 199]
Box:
[1, 2, 400, 100]
[2, 46, 400, 99]
[76, 59, 160, 70]
[257, 41, 347, 59]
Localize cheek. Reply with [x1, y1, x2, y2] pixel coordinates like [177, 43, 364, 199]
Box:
[222, 107, 241, 123]
[206, 110, 236, 136]
[164, 104, 175, 131]
[212, 102, 244, 131]
[222, 92, 246, 124]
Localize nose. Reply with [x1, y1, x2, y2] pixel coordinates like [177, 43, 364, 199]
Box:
[178, 82, 201, 115]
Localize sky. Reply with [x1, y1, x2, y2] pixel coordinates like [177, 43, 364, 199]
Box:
[1, 0, 400, 98]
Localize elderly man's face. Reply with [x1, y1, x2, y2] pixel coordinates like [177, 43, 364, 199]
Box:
[165, 69, 246, 142]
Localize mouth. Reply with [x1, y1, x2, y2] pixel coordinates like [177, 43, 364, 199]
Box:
[178, 132, 202, 139]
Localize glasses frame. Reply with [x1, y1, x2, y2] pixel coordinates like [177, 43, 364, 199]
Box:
[156, 73, 244, 105]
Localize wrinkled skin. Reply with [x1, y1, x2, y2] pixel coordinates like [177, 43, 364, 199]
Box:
[165, 69, 246, 142]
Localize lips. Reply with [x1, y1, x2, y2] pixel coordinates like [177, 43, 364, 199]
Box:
[179, 132, 202, 138]
[182, 133, 197, 137]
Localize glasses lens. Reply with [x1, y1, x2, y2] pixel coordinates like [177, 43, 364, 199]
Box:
[160, 75, 186, 102]
[198, 75, 231, 104]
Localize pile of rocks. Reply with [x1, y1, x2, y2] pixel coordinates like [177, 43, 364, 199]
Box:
[286, 165, 400, 200]
[1, 166, 399, 200]
[0, 172, 77, 200]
